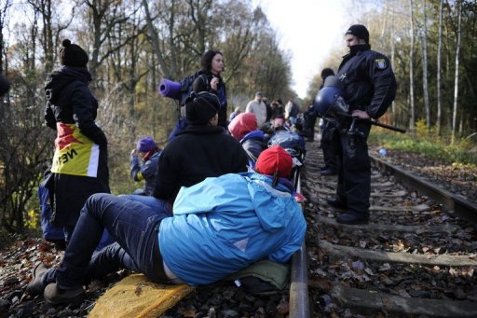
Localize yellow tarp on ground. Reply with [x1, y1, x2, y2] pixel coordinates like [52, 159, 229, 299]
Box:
[89, 274, 195, 318]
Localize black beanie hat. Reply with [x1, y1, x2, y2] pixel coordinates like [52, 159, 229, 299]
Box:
[321, 68, 335, 80]
[60, 39, 89, 68]
[185, 91, 220, 125]
[345, 24, 369, 44]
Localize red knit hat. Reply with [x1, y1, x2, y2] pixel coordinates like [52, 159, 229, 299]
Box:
[255, 145, 293, 178]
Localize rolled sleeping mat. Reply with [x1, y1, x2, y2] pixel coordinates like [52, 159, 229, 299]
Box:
[158, 78, 181, 98]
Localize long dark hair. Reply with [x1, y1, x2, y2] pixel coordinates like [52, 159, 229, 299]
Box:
[200, 50, 223, 73]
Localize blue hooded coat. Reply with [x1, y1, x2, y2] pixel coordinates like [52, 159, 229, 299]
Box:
[158, 172, 306, 285]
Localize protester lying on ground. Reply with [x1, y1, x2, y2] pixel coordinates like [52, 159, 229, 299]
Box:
[26, 146, 307, 305]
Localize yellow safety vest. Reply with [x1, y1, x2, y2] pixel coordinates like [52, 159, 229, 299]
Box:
[51, 122, 99, 177]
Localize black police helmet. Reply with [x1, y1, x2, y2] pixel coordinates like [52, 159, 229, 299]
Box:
[313, 76, 343, 116]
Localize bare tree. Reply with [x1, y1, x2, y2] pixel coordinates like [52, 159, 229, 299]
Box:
[421, 0, 430, 130]
[436, 0, 444, 135]
[83, 0, 137, 81]
[409, 0, 415, 132]
[0, 8, 52, 233]
[141, 0, 170, 77]
[26, 0, 74, 74]
[451, 0, 462, 144]
[0, 0, 12, 74]
[220, 2, 263, 83]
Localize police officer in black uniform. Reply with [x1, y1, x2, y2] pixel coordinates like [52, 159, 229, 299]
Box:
[318, 68, 339, 176]
[327, 24, 397, 224]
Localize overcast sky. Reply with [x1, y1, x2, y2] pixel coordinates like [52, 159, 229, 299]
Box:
[253, 0, 353, 98]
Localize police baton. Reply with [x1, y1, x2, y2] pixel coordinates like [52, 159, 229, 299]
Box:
[369, 119, 406, 133]
[335, 112, 406, 133]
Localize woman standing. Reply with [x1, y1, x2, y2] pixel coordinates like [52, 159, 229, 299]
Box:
[44, 39, 110, 244]
[192, 50, 228, 127]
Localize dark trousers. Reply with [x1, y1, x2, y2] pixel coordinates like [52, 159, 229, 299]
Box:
[321, 121, 339, 170]
[336, 121, 371, 215]
[42, 193, 171, 289]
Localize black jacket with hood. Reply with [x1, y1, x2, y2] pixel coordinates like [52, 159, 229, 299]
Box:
[44, 66, 110, 227]
[45, 66, 107, 148]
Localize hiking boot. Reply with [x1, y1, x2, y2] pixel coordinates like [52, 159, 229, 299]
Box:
[337, 211, 369, 225]
[43, 283, 85, 305]
[26, 263, 49, 296]
[326, 197, 347, 210]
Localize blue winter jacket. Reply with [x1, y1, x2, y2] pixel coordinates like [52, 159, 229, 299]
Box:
[158, 172, 306, 286]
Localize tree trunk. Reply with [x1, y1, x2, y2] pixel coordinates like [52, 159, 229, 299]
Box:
[436, 0, 443, 135]
[409, 0, 415, 133]
[141, 0, 169, 78]
[421, 0, 430, 131]
[451, 0, 462, 144]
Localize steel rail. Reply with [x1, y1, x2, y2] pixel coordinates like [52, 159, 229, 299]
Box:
[371, 155, 477, 223]
[289, 171, 310, 318]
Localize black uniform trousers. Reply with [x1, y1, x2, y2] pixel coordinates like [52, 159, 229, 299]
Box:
[335, 120, 371, 215]
[321, 119, 339, 171]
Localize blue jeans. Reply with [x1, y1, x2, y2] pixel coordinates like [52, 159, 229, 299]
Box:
[42, 193, 171, 289]
[120, 194, 173, 215]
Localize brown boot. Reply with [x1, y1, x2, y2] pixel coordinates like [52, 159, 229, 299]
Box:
[26, 263, 49, 296]
[43, 283, 85, 305]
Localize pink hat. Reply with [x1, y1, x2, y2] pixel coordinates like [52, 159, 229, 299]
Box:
[228, 112, 258, 140]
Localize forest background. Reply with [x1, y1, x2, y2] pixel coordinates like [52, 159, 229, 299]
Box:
[0, 0, 476, 234]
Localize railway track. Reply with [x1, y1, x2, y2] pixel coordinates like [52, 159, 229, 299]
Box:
[301, 139, 477, 317]
[2, 138, 476, 317]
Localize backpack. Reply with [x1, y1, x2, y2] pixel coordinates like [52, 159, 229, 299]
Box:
[268, 130, 306, 159]
[178, 72, 209, 106]
[38, 172, 64, 243]
[268, 130, 306, 189]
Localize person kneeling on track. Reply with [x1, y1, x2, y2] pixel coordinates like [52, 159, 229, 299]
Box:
[130, 136, 161, 196]
[26, 146, 307, 305]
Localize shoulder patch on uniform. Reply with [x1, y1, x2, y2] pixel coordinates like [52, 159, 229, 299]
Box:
[375, 58, 387, 70]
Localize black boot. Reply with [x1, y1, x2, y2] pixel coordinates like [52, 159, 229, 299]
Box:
[326, 197, 347, 210]
[337, 211, 369, 225]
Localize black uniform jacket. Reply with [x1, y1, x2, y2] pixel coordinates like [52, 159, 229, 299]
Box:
[337, 44, 397, 119]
